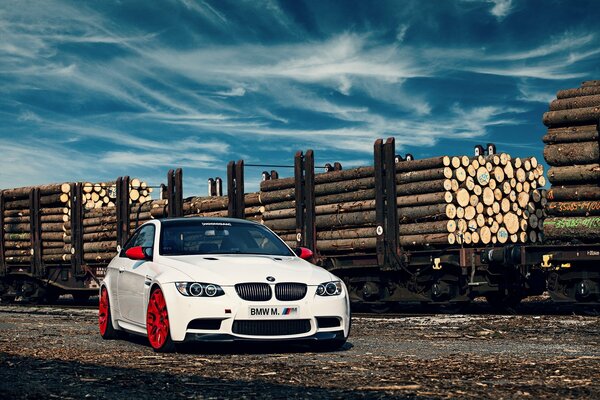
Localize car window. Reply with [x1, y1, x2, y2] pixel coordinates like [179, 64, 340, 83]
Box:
[120, 224, 155, 257]
[159, 221, 292, 256]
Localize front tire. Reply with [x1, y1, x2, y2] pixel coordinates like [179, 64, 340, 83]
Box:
[146, 287, 176, 353]
[99, 287, 121, 339]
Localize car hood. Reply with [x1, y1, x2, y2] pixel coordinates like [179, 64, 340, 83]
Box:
[158, 254, 335, 286]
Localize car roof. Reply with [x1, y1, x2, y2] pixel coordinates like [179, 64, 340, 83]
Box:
[157, 217, 258, 227]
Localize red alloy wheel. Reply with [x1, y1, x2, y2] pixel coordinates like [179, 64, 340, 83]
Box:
[147, 288, 171, 350]
[98, 288, 109, 336]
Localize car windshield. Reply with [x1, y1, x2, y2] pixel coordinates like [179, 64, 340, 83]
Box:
[159, 220, 294, 257]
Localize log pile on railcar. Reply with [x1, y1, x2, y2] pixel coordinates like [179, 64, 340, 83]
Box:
[542, 80, 600, 243]
[260, 153, 546, 253]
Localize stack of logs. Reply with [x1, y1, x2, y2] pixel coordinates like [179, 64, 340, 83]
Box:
[182, 193, 263, 222]
[2, 183, 71, 265]
[542, 80, 600, 242]
[82, 178, 152, 209]
[1, 178, 156, 267]
[259, 153, 546, 253]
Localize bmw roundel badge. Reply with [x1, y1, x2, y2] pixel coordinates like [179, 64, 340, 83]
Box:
[266, 276, 276, 282]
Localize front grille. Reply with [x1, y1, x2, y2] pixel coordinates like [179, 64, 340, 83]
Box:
[235, 283, 272, 301]
[232, 320, 311, 336]
[275, 283, 307, 301]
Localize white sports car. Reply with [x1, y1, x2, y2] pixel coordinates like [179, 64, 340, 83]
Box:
[99, 217, 350, 352]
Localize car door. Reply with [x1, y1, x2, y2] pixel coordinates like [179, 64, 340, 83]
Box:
[117, 224, 156, 325]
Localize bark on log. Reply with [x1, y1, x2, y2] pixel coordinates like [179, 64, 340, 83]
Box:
[317, 238, 376, 252]
[543, 106, 600, 127]
[315, 227, 378, 241]
[544, 216, 600, 241]
[264, 210, 377, 231]
[543, 142, 599, 166]
[4, 194, 69, 210]
[556, 85, 600, 99]
[399, 220, 456, 235]
[396, 167, 453, 184]
[83, 241, 118, 252]
[399, 233, 454, 247]
[544, 124, 600, 144]
[316, 188, 375, 206]
[396, 192, 453, 207]
[547, 164, 600, 185]
[549, 94, 600, 111]
[184, 196, 229, 213]
[264, 200, 296, 211]
[546, 201, 600, 217]
[260, 166, 375, 192]
[398, 203, 456, 222]
[2, 183, 70, 200]
[396, 156, 452, 172]
[546, 185, 600, 201]
[396, 179, 453, 196]
[3, 223, 65, 233]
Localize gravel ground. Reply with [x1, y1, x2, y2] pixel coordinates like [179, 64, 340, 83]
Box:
[0, 304, 599, 399]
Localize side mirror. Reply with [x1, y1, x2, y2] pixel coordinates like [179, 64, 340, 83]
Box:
[125, 246, 152, 261]
[294, 247, 313, 260]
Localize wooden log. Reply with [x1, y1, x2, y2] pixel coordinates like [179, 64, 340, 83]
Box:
[265, 211, 377, 231]
[2, 183, 70, 200]
[4, 193, 69, 210]
[396, 192, 453, 207]
[557, 85, 600, 99]
[543, 125, 599, 144]
[546, 201, 600, 217]
[399, 233, 455, 247]
[184, 196, 229, 212]
[315, 227, 378, 241]
[455, 188, 470, 207]
[547, 164, 600, 185]
[396, 179, 453, 196]
[264, 200, 296, 211]
[317, 238, 376, 252]
[3, 222, 65, 233]
[396, 167, 453, 184]
[399, 220, 456, 235]
[546, 185, 600, 201]
[83, 216, 116, 227]
[504, 212, 520, 234]
[398, 203, 456, 222]
[550, 94, 600, 111]
[544, 216, 600, 241]
[544, 142, 599, 166]
[261, 166, 375, 192]
[543, 106, 600, 127]
[397, 156, 452, 172]
[83, 241, 118, 252]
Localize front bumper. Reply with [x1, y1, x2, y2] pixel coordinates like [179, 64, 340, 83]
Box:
[160, 283, 351, 342]
[183, 330, 346, 343]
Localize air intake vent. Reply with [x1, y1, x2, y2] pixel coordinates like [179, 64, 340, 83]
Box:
[275, 283, 307, 301]
[232, 320, 311, 336]
[235, 283, 272, 301]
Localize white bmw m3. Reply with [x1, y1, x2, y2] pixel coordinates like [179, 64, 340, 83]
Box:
[99, 217, 350, 352]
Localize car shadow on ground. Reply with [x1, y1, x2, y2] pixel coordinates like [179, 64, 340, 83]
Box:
[0, 352, 403, 400]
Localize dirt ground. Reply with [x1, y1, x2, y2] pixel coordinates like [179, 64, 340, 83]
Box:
[0, 303, 599, 399]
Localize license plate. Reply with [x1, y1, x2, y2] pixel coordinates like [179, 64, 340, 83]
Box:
[248, 306, 298, 318]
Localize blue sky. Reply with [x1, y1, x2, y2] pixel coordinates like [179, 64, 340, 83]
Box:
[1, 0, 599, 194]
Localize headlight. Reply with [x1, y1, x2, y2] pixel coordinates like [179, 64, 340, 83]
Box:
[175, 282, 224, 297]
[316, 281, 342, 296]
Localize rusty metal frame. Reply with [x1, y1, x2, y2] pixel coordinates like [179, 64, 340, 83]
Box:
[70, 182, 85, 276]
[29, 188, 43, 277]
[294, 151, 305, 246]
